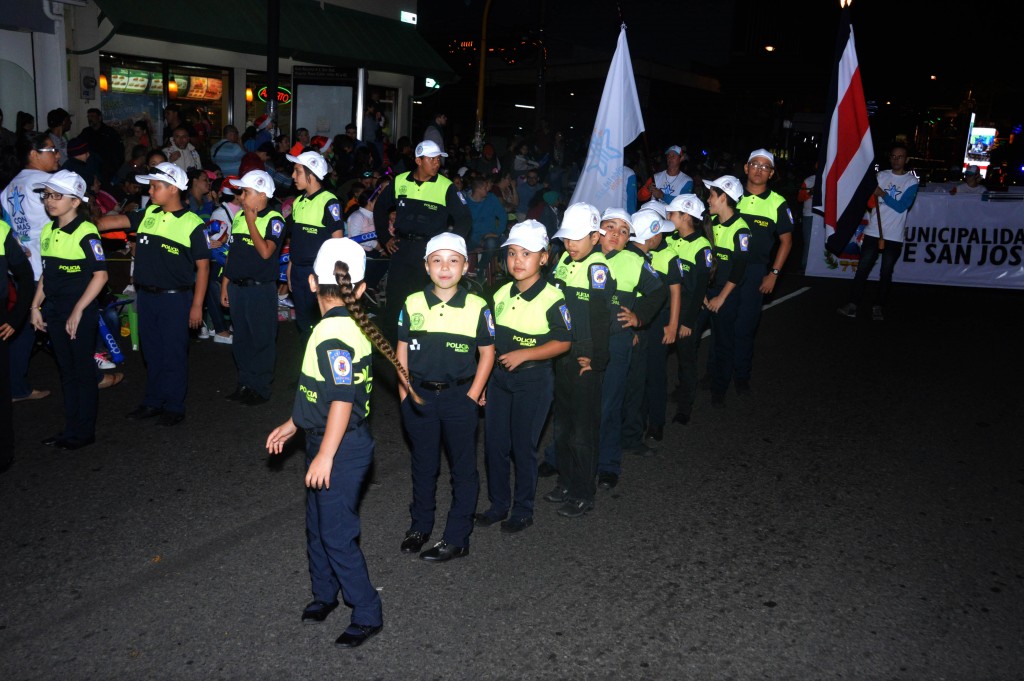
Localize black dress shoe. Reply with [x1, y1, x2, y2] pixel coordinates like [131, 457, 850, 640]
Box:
[225, 386, 249, 401]
[335, 623, 382, 648]
[301, 600, 339, 624]
[56, 435, 95, 450]
[537, 461, 558, 477]
[400, 531, 429, 553]
[597, 472, 619, 490]
[646, 425, 663, 442]
[473, 511, 506, 527]
[125, 405, 163, 420]
[156, 412, 185, 427]
[672, 412, 691, 425]
[500, 516, 533, 534]
[242, 391, 269, 406]
[419, 541, 469, 562]
[41, 434, 64, 447]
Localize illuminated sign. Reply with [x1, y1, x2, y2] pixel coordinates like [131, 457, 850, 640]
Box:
[400, 11, 417, 24]
[257, 86, 293, 105]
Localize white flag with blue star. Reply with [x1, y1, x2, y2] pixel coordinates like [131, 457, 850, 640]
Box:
[569, 25, 645, 214]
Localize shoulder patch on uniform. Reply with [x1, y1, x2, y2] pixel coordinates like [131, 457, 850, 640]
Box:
[398, 309, 404, 327]
[458, 192, 467, 205]
[785, 207, 794, 224]
[590, 264, 608, 289]
[327, 349, 353, 385]
[704, 248, 713, 268]
[738, 233, 750, 252]
[643, 261, 656, 275]
[270, 218, 284, 237]
[677, 259, 686, 277]
[329, 203, 341, 221]
[88, 239, 105, 261]
[484, 309, 495, 337]
[559, 304, 572, 330]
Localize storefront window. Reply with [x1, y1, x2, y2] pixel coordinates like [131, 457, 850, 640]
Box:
[100, 54, 231, 158]
[245, 72, 294, 142]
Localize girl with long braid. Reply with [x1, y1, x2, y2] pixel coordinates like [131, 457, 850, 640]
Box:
[265, 237, 418, 649]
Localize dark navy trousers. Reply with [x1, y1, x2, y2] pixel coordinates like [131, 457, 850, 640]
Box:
[484, 364, 553, 520]
[597, 331, 633, 476]
[290, 264, 319, 349]
[228, 281, 278, 399]
[305, 426, 382, 628]
[44, 301, 99, 439]
[137, 289, 192, 414]
[734, 262, 767, 384]
[401, 384, 480, 547]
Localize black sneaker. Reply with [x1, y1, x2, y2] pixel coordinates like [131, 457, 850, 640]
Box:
[543, 485, 569, 503]
[499, 516, 533, 533]
[557, 498, 594, 518]
[597, 472, 618, 490]
[646, 425, 663, 442]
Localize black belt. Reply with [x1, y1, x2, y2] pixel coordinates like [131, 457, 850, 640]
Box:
[138, 284, 192, 294]
[397, 232, 429, 241]
[497, 360, 548, 373]
[419, 376, 474, 392]
[230, 278, 273, 287]
[305, 421, 365, 437]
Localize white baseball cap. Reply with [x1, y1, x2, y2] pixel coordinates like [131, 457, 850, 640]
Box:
[601, 207, 632, 229]
[456, 166, 469, 177]
[502, 220, 549, 252]
[424, 232, 468, 260]
[136, 162, 188, 191]
[703, 175, 744, 203]
[629, 208, 674, 243]
[639, 199, 667, 219]
[553, 202, 603, 240]
[747, 148, 775, 166]
[314, 237, 366, 284]
[286, 150, 329, 180]
[415, 140, 448, 158]
[667, 194, 705, 220]
[34, 169, 89, 203]
[665, 145, 683, 157]
[234, 169, 276, 199]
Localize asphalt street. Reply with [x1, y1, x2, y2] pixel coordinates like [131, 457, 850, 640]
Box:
[1, 273, 1022, 680]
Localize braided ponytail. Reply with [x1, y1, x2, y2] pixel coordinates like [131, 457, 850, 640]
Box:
[333, 261, 424, 405]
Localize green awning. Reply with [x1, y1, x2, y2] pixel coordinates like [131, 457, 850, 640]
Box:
[93, 0, 456, 83]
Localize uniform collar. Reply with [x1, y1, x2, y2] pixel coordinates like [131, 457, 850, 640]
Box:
[57, 215, 86, 233]
[257, 205, 275, 218]
[743, 186, 771, 200]
[509, 276, 547, 301]
[322, 305, 351, 319]
[150, 205, 191, 218]
[424, 284, 468, 308]
[303, 186, 327, 201]
[719, 214, 741, 227]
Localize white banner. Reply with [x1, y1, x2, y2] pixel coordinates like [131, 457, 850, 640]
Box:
[806, 194, 1024, 290]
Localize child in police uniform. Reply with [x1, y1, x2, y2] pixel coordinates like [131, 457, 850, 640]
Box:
[665, 194, 713, 426]
[544, 203, 613, 518]
[266, 237, 416, 649]
[220, 170, 284, 406]
[595, 208, 665, 485]
[97, 161, 210, 426]
[476, 220, 571, 533]
[28, 170, 108, 450]
[396, 232, 495, 560]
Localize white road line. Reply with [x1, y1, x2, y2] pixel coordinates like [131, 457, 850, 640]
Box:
[700, 286, 811, 338]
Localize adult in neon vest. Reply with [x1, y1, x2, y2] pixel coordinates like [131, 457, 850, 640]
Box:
[266, 238, 415, 649]
[98, 162, 211, 426]
[595, 207, 665, 490]
[27, 170, 108, 450]
[2, 132, 61, 403]
[371, 140, 471, 342]
[0, 215, 36, 471]
[284, 150, 344, 346]
[477, 221, 571, 533]
[735, 149, 794, 391]
[703, 176, 752, 407]
[396, 233, 495, 559]
[544, 203, 613, 519]
[220, 170, 285, 406]
[665, 194, 713, 427]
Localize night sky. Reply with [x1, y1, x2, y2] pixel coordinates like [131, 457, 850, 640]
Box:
[418, 0, 1020, 129]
